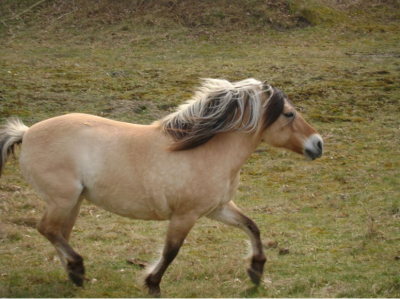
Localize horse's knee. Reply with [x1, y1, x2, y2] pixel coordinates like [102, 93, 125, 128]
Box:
[37, 219, 49, 238]
[37, 215, 60, 242]
[67, 255, 85, 287]
[248, 254, 267, 286]
[37, 225, 59, 245]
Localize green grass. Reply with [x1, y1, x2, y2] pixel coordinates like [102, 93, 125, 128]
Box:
[1, 0, 400, 297]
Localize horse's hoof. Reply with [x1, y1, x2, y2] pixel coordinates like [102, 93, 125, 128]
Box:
[147, 283, 161, 297]
[247, 267, 262, 286]
[67, 259, 85, 287]
[69, 272, 85, 287]
[149, 287, 161, 297]
[145, 275, 161, 297]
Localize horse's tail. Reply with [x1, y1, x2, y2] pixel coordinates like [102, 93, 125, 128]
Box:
[0, 118, 29, 176]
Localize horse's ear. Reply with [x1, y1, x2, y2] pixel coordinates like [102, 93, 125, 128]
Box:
[262, 81, 274, 97]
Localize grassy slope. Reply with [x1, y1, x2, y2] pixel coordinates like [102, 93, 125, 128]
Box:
[0, 0, 399, 297]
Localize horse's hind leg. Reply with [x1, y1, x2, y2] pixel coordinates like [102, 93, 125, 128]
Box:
[37, 195, 85, 287]
[57, 196, 84, 270]
[61, 196, 84, 242]
[207, 201, 266, 286]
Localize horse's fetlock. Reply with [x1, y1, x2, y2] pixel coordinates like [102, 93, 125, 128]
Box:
[145, 274, 159, 287]
[252, 254, 267, 265]
[251, 255, 266, 273]
[73, 254, 84, 263]
[67, 257, 84, 271]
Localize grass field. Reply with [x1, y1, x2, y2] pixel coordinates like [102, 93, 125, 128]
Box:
[0, 0, 399, 297]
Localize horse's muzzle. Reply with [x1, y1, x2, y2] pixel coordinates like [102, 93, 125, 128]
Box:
[303, 134, 323, 161]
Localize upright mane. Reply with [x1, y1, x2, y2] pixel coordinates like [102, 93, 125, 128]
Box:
[160, 78, 285, 151]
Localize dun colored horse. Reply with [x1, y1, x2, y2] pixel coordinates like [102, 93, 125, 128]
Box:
[0, 78, 323, 295]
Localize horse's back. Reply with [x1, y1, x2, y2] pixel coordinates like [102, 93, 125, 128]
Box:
[19, 114, 158, 203]
[20, 113, 139, 164]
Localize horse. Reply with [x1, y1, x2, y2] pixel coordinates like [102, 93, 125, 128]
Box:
[0, 78, 323, 296]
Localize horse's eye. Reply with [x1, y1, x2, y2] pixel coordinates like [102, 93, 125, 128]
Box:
[283, 112, 295, 118]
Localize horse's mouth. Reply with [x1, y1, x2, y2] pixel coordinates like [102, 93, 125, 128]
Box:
[304, 148, 323, 160]
[303, 134, 323, 161]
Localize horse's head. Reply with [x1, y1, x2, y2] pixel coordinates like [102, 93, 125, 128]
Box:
[260, 85, 323, 160]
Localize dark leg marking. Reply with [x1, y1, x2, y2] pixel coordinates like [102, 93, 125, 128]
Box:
[207, 203, 268, 287]
[248, 255, 267, 285]
[39, 227, 86, 287]
[144, 213, 198, 297]
[144, 241, 182, 296]
[240, 213, 267, 285]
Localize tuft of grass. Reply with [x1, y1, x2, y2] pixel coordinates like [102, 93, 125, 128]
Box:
[289, 0, 347, 26]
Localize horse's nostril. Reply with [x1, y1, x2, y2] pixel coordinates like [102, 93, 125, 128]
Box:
[317, 140, 323, 151]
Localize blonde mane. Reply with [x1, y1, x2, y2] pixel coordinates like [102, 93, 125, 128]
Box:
[160, 78, 276, 151]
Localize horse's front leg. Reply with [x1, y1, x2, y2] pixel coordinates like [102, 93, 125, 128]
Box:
[207, 201, 266, 286]
[144, 213, 197, 296]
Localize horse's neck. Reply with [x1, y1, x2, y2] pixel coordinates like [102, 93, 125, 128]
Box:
[204, 131, 261, 176]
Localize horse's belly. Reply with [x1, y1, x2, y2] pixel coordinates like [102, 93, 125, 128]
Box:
[81, 187, 170, 221]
